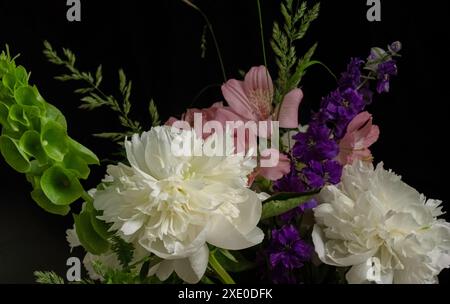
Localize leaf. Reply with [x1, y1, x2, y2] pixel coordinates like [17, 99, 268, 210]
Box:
[31, 188, 70, 216]
[8, 104, 31, 128]
[111, 236, 135, 270]
[19, 130, 48, 164]
[67, 138, 99, 165]
[218, 248, 238, 263]
[0, 102, 10, 128]
[93, 132, 125, 143]
[261, 192, 316, 220]
[44, 103, 68, 130]
[74, 212, 110, 255]
[40, 165, 84, 206]
[90, 209, 112, 241]
[2, 72, 16, 92]
[41, 120, 69, 162]
[148, 99, 160, 127]
[14, 86, 37, 106]
[62, 151, 90, 179]
[34, 271, 65, 284]
[288, 43, 318, 89]
[95, 65, 103, 87]
[0, 135, 30, 173]
[118, 69, 127, 93]
[15, 66, 28, 85]
[212, 249, 255, 273]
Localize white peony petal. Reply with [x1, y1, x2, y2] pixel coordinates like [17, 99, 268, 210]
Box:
[173, 245, 209, 284]
[149, 260, 175, 282]
[229, 189, 262, 235]
[207, 215, 264, 250]
[345, 262, 372, 284]
[120, 214, 145, 236]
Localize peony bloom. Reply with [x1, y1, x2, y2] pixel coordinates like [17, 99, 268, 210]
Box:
[93, 126, 264, 283]
[337, 111, 380, 165]
[312, 161, 450, 284]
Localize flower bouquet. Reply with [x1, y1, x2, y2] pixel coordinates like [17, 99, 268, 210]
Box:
[1, 0, 449, 285]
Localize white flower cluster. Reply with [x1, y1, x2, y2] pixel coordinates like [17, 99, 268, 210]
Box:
[313, 161, 450, 284]
[90, 126, 264, 283]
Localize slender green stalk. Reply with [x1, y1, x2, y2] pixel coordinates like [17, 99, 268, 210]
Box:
[256, 0, 268, 70]
[209, 252, 235, 284]
[182, 0, 227, 82]
[256, 0, 272, 106]
[81, 191, 94, 204]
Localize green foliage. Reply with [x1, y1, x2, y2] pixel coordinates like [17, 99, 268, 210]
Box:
[148, 99, 160, 127]
[271, 0, 320, 104]
[73, 201, 112, 255]
[43, 41, 161, 146]
[34, 271, 65, 284]
[261, 192, 316, 220]
[111, 236, 135, 271]
[214, 249, 256, 273]
[0, 46, 99, 215]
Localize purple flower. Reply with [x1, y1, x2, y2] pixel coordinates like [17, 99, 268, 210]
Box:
[339, 58, 364, 89]
[279, 198, 318, 222]
[302, 160, 342, 189]
[319, 88, 365, 139]
[292, 123, 339, 162]
[273, 168, 308, 193]
[266, 225, 313, 283]
[376, 60, 398, 93]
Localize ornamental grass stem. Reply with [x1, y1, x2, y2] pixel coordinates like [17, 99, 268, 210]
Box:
[182, 0, 227, 82]
[209, 251, 236, 284]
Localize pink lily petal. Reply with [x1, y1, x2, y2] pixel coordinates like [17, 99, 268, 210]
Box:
[363, 124, 380, 147]
[221, 79, 255, 121]
[278, 88, 303, 128]
[259, 149, 291, 181]
[337, 111, 380, 165]
[243, 66, 273, 121]
[244, 66, 274, 96]
[346, 111, 372, 133]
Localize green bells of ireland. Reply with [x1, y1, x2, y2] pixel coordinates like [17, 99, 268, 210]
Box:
[0, 48, 99, 216]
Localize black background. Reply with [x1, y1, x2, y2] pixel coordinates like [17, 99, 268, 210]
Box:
[0, 0, 449, 283]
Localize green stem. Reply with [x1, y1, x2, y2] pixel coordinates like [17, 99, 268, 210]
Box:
[209, 252, 235, 284]
[81, 190, 93, 204]
[182, 0, 227, 82]
[256, 0, 268, 70]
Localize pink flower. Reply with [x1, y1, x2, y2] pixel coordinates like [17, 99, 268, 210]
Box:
[219, 66, 306, 181]
[165, 66, 301, 181]
[165, 102, 229, 139]
[258, 149, 291, 181]
[221, 66, 303, 129]
[337, 111, 380, 165]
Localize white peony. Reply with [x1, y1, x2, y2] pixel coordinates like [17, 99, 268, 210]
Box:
[93, 126, 264, 283]
[312, 161, 450, 284]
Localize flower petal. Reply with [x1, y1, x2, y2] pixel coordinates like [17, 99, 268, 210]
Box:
[221, 79, 254, 120]
[229, 189, 262, 235]
[259, 149, 291, 181]
[173, 245, 209, 284]
[149, 260, 175, 281]
[207, 214, 264, 250]
[278, 89, 303, 128]
[244, 66, 274, 94]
